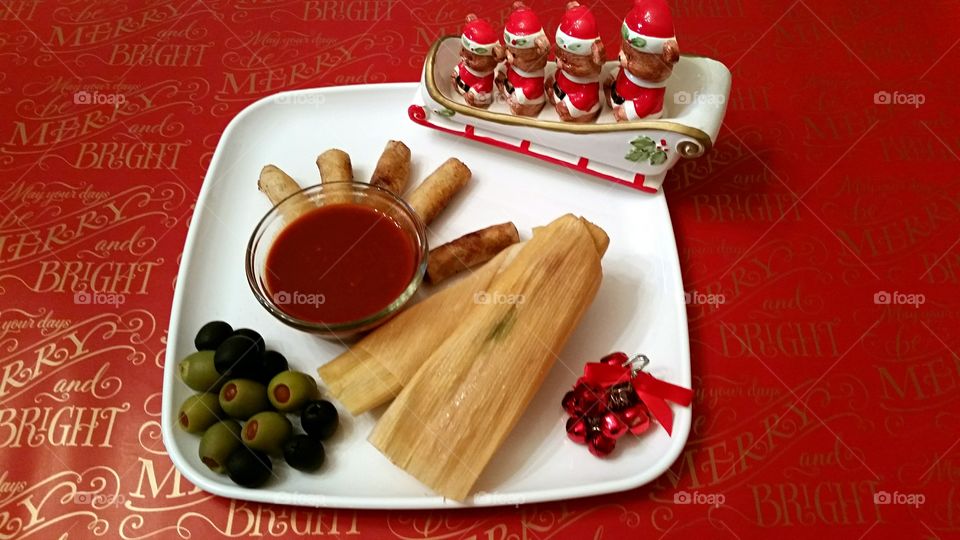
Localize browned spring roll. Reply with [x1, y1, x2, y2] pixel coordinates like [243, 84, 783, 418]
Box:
[370, 140, 411, 195]
[257, 164, 314, 222]
[406, 158, 471, 225]
[316, 149, 353, 183]
[427, 222, 520, 284]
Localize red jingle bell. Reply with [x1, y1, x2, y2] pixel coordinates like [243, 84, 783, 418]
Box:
[600, 411, 628, 439]
[588, 432, 616, 457]
[573, 382, 604, 415]
[561, 391, 579, 415]
[565, 416, 589, 444]
[622, 403, 651, 435]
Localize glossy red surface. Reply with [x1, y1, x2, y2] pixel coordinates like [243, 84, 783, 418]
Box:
[1, 1, 956, 537]
[265, 204, 416, 324]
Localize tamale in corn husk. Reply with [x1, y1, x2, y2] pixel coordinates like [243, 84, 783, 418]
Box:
[368, 214, 607, 500]
[318, 243, 523, 414]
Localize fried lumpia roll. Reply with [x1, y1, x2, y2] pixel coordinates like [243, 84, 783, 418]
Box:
[407, 158, 471, 224]
[370, 140, 411, 195]
[257, 164, 314, 222]
[316, 149, 353, 183]
[427, 222, 520, 284]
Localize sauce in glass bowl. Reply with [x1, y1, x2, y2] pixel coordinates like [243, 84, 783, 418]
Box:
[264, 204, 416, 325]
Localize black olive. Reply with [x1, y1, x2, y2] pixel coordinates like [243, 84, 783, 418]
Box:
[301, 400, 339, 440]
[225, 446, 273, 488]
[214, 335, 262, 377]
[195, 321, 233, 351]
[256, 350, 289, 384]
[282, 435, 325, 471]
[231, 328, 265, 354]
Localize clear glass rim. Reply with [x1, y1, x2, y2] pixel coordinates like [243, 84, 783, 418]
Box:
[245, 182, 429, 336]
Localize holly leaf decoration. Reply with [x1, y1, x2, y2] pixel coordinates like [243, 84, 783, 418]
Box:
[475, 47, 488, 54]
[630, 36, 647, 49]
[434, 108, 455, 117]
[625, 136, 669, 165]
[621, 24, 629, 40]
[571, 43, 582, 50]
[625, 147, 652, 162]
[515, 38, 527, 46]
[631, 136, 655, 150]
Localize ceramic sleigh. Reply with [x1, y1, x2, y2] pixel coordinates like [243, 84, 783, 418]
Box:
[409, 9, 731, 193]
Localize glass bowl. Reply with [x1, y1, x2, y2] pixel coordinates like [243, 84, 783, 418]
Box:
[246, 182, 428, 340]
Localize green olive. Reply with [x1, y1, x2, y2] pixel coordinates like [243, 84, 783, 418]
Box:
[178, 351, 224, 392]
[178, 393, 222, 433]
[241, 411, 292, 456]
[267, 371, 319, 412]
[219, 379, 271, 420]
[199, 420, 242, 473]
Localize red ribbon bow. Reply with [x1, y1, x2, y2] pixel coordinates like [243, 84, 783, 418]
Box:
[582, 362, 693, 436]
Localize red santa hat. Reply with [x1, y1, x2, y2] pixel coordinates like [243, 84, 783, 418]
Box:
[461, 17, 499, 56]
[555, 4, 600, 56]
[622, 0, 676, 54]
[503, 6, 545, 50]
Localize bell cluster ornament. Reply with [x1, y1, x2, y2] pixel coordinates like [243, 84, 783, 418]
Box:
[562, 352, 692, 457]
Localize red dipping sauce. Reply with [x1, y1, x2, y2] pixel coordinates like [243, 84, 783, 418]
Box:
[265, 204, 416, 324]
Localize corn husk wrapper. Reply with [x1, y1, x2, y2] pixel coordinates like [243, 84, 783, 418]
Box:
[368, 214, 606, 500]
[318, 243, 523, 415]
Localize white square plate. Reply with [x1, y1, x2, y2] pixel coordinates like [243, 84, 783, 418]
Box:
[161, 83, 691, 508]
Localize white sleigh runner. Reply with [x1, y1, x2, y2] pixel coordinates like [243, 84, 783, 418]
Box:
[410, 36, 731, 192]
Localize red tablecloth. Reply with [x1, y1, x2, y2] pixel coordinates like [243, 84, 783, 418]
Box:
[1, 1, 957, 538]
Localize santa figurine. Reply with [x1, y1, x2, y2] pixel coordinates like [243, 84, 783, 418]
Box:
[453, 14, 504, 108]
[605, 0, 679, 121]
[546, 1, 605, 123]
[495, 2, 550, 117]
